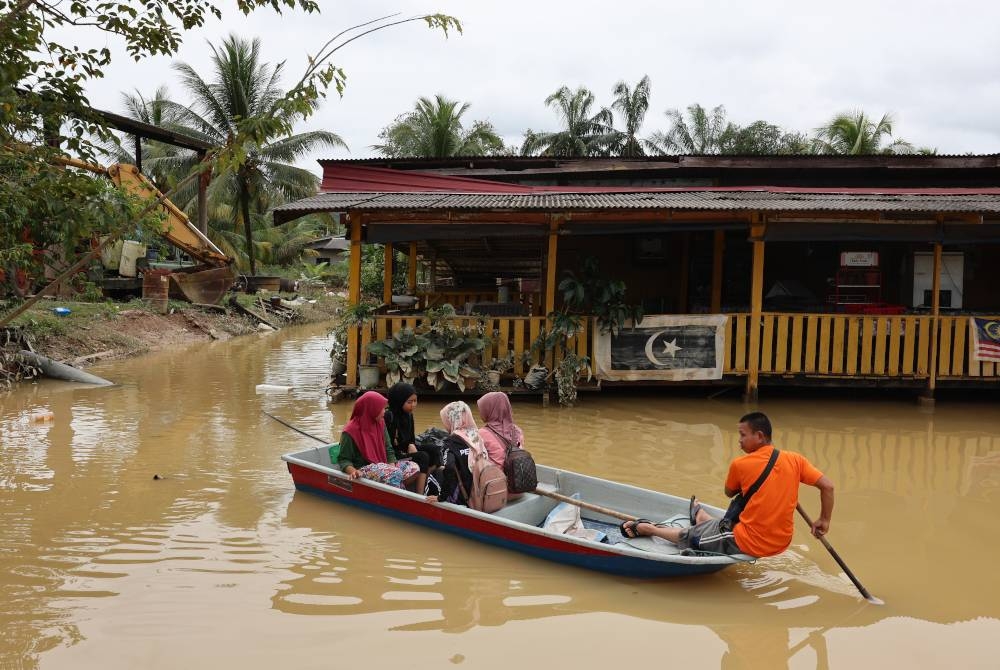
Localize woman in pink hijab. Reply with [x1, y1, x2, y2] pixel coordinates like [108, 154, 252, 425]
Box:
[477, 391, 525, 468]
[337, 391, 424, 492]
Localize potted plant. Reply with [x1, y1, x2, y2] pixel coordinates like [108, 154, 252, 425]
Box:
[485, 352, 514, 386]
[422, 305, 488, 392]
[366, 327, 428, 387]
[331, 301, 377, 385]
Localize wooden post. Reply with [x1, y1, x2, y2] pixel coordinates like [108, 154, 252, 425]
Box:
[923, 241, 943, 404]
[678, 232, 691, 313]
[429, 252, 437, 293]
[383, 244, 393, 306]
[346, 214, 362, 387]
[711, 230, 725, 313]
[408, 241, 418, 294]
[745, 214, 766, 402]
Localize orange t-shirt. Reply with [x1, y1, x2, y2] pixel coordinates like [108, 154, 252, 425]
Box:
[725, 445, 823, 557]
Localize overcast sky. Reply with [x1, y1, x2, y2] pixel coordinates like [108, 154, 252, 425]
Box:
[78, 0, 1000, 176]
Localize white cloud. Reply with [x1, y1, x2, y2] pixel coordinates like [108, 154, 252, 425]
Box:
[75, 0, 1000, 174]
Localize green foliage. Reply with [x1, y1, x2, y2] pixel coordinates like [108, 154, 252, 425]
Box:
[360, 245, 407, 300]
[649, 103, 731, 155]
[521, 86, 616, 157]
[373, 94, 505, 158]
[1, 2, 459, 317]
[558, 257, 643, 335]
[366, 304, 488, 391]
[813, 110, 914, 155]
[610, 75, 653, 158]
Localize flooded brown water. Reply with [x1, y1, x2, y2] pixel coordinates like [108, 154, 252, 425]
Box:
[2, 322, 998, 669]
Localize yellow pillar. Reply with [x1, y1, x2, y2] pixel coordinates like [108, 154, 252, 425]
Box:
[924, 241, 943, 402]
[346, 214, 362, 386]
[408, 241, 418, 294]
[711, 230, 725, 313]
[745, 215, 765, 401]
[383, 244, 394, 306]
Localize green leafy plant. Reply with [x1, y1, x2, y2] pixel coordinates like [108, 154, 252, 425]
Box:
[366, 327, 427, 387]
[330, 300, 377, 364]
[558, 257, 643, 335]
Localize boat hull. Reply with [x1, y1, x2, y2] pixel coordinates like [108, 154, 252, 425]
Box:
[285, 457, 737, 579]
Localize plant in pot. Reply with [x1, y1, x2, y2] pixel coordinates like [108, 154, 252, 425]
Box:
[366, 327, 428, 387]
[331, 301, 377, 385]
[422, 305, 488, 392]
[533, 311, 592, 406]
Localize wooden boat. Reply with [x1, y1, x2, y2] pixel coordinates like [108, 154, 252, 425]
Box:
[282, 446, 751, 578]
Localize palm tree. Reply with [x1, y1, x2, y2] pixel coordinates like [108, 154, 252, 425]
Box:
[813, 110, 913, 155]
[171, 34, 346, 275]
[521, 86, 615, 157]
[372, 94, 504, 157]
[610, 75, 652, 157]
[100, 87, 199, 190]
[648, 103, 730, 155]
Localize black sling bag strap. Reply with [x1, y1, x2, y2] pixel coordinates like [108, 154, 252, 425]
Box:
[720, 448, 780, 531]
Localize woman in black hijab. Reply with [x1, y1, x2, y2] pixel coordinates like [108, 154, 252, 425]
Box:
[384, 382, 439, 475]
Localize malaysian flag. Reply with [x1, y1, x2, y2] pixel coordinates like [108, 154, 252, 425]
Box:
[970, 318, 1000, 362]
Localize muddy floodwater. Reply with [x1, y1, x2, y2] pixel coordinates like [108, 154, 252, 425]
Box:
[2, 323, 999, 669]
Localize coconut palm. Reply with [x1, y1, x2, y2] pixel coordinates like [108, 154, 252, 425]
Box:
[609, 75, 652, 157]
[99, 87, 200, 191]
[521, 86, 616, 157]
[813, 110, 913, 155]
[170, 34, 346, 275]
[648, 103, 731, 155]
[372, 94, 504, 157]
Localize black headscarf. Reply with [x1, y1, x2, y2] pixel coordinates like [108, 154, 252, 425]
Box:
[385, 382, 417, 457]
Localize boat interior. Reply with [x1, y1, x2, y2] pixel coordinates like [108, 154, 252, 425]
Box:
[286, 446, 720, 557]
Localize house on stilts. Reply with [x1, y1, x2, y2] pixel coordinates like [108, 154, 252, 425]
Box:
[274, 155, 1000, 401]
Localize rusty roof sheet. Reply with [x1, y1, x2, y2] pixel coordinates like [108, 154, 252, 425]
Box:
[275, 190, 1000, 215]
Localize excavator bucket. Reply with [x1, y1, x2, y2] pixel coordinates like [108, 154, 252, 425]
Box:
[168, 265, 236, 305]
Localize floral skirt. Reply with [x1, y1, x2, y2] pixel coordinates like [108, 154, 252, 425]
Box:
[358, 460, 420, 489]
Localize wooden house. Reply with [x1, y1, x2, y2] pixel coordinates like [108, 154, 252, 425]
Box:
[274, 156, 1000, 400]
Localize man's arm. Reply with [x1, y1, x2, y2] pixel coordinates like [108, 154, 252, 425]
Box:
[809, 475, 835, 537]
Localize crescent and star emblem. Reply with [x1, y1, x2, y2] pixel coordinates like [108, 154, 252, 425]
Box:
[984, 321, 1000, 340]
[644, 330, 683, 366]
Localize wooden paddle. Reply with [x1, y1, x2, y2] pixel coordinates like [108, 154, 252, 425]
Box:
[797, 504, 883, 605]
[533, 487, 638, 523]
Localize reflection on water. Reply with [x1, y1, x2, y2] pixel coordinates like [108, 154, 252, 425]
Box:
[1, 323, 999, 668]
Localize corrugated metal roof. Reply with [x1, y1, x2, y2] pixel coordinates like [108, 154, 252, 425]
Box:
[275, 189, 1000, 215]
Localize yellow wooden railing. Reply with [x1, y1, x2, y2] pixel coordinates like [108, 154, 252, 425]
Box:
[724, 313, 999, 379]
[348, 315, 593, 387]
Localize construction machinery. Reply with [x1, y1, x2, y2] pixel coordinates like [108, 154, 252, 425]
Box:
[65, 159, 236, 304]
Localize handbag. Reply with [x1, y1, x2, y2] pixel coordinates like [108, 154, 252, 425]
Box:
[487, 426, 538, 494]
[720, 448, 780, 532]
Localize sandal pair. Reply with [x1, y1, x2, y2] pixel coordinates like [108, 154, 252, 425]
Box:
[689, 495, 704, 525]
[620, 518, 653, 539]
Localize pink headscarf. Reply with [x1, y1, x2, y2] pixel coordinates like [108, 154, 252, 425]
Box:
[342, 391, 389, 464]
[440, 400, 487, 465]
[477, 392, 524, 467]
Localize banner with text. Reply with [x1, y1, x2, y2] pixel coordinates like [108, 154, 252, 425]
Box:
[594, 314, 727, 382]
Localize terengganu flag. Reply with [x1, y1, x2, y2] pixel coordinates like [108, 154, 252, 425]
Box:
[970, 317, 1000, 362]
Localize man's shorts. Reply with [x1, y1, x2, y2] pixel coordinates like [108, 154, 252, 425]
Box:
[677, 518, 744, 555]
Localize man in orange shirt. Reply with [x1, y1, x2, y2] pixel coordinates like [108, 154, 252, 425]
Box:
[621, 412, 835, 558]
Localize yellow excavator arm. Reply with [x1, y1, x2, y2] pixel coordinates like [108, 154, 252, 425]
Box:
[56, 157, 236, 304]
[107, 163, 231, 267]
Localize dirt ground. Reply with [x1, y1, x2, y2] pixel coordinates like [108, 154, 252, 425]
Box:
[4, 291, 343, 370]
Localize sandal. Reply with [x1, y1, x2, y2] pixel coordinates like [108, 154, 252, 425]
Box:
[620, 518, 653, 539]
[689, 496, 704, 525]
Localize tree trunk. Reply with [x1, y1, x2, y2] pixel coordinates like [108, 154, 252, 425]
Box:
[240, 180, 256, 280]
